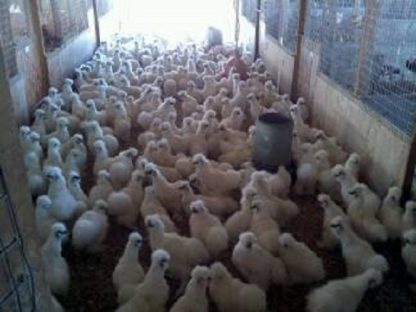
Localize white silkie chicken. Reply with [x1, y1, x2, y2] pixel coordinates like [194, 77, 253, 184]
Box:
[109, 147, 138, 190]
[145, 214, 210, 286]
[306, 268, 383, 312]
[314, 150, 342, 203]
[44, 166, 85, 222]
[232, 232, 287, 290]
[169, 265, 210, 312]
[192, 153, 241, 196]
[88, 169, 114, 206]
[317, 194, 347, 250]
[189, 200, 229, 258]
[313, 130, 348, 165]
[223, 107, 245, 131]
[402, 230, 416, 283]
[24, 131, 44, 160]
[31, 109, 47, 137]
[344, 152, 361, 181]
[178, 90, 199, 117]
[107, 170, 145, 226]
[84, 120, 119, 156]
[402, 201, 416, 233]
[140, 186, 177, 233]
[159, 122, 189, 155]
[278, 233, 325, 285]
[84, 99, 107, 126]
[144, 163, 183, 219]
[348, 183, 387, 243]
[208, 262, 267, 312]
[43, 137, 64, 169]
[113, 232, 145, 293]
[63, 148, 83, 179]
[47, 117, 70, 145]
[331, 164, 358, 206]
[35, 195, 58, 242]
[41, 223, 70, 296]
[72, 200, 108, 252]
[62, 134, 87, 169]
[137, 97, 176, 129]
[113, 102, 132, 141]
[380, 186, 403, 240]
[250, 199, 282, 255]
[93, 140, 114, 174]
[67, 171, 88, 208]
[330, 216, 389, 276]
[177, 181, 239, 219]
[225, 185, 256, 243]
[116, 249, 170, 312]
[24, 152, 47, 197]
[294, 144, 318, 196]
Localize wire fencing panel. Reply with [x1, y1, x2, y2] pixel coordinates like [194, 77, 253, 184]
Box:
[304, 0, 325, 45]
[0, 168, 36, 312]
[242, 0, 257, 24]
[97, 0, 114, 17]
[264, 0, 299, 53]
[318, 0, 364, 91]
[357, 0, 416, 136]
[0, 2, 18, 78]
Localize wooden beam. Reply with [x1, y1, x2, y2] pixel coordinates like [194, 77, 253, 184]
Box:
[0, 40, 53, 312]
[28, 0, 49, 91]
[92, 0, 101, 46]
[290, 0, 307, 101]
[254, 0, 261, 60]
[402, 130, 416, 203]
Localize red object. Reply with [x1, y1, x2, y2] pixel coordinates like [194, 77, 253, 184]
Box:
[223, 55, 249, 80]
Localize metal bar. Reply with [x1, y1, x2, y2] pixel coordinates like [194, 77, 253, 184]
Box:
[254, 0, 261, 60]
[92, 0, 101, 47]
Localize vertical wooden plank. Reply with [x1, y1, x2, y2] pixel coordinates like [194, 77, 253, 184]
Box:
[254, 0, 261, 60]
[290, 0, 307, 101]
[0, 41, 53, 311]
[92, 0, 101, 46]
[28, 0, 49, 91]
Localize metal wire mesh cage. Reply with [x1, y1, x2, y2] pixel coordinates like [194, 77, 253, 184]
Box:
[0, 2, 18, 78]
[318, 0, 364, 91]
[304, 0, 325, 43]
[264, 0, 299, 53]
[242, 0, 257, 24]
[0, 168, 36, 311]
[356, 0, 416, 136]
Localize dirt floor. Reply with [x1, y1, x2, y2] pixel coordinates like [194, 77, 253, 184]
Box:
[57, 124, 416, 312]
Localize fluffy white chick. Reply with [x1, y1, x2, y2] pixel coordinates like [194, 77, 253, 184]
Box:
[225, 185, 255, 243]
[344, 152, 361, 180]
[307, 268, 383, 312]
[35, 195, 58, 243]
[380, 186, 403, 240]
[113, 232, 145, 292]
[330, 216, 389, 276]
[348, 183, 387, 243]
[278, 233, 325, 285]
[24, 152, 47, 197]
[189, 200, 229, 258]
[294, 154, 318, 196]
[88, 170, 114, 207]
[109, 147, 138, 190]
[178, 90, 199, 117]
[44, 137, 64, 169]
[44, 166, 83, 222]
[223, 107, 245, 131]
[402, 230, 416, 281]
[402, 201, 416, 233]
[314, 150, 342, 203]
[116, 249, 170, 312]
[145, 214, 210, 286]
[177, 181, 239, 219]
[41, 223, 70, 296]
[232, 232, 287, 290]
[93, 140, 115, 174]
[208, 262, 267, 312]
[331, 164, 357, 206]
[169, 266, 210, 312]
[107, 170, 145, 226]
[193, 153, 241, 196]
[250, 199, 282, 255]
[144, 163, 183, 218]
[317, 194, 347, 250]
[140, 186, 177, 233]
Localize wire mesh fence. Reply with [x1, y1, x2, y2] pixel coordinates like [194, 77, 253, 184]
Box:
[356, 0, 416, 136]
[97, 0, 114, 17]
[318, 0, 364, 91]
[242, 0, 257, 24]
[0, 168, 36, 312]
[0, 1, 18, 78]
[264, 0, 299, 53]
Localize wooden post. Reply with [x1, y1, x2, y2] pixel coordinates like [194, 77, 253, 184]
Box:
[353, 0, 379, 96]
[92, 0, 101, 46]
[290, 0, 308, 101]
[28, 0, 49, 91]
[402, 129, 416, 203]
[254, 0, 261, 60]
[0, 42, 53, 312]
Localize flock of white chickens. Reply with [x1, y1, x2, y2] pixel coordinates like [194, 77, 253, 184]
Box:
[19, 36, 416, 312]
